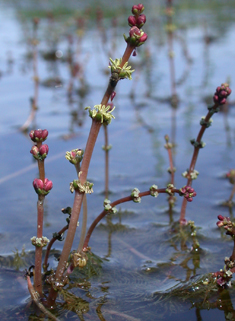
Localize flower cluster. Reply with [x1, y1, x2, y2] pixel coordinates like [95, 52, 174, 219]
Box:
[150, 185, 159, 197]
[200, 116, 213, 128]
[213, 266, 233, 288]
[165, 183, 175, 196]
[190, 139, 206, 149]
[72, 252, 88, 268]
[216, 215, 235, 236]
[103, 199, 117, 213]
[70, 179, 94, 194]
[31, 236, 49, 247]
[124, 4, 147, 47]
[214, 215, 235, 287]
[29, 129, 48, 142]
[213, 83, 232, 105]
[30, 144, 49, 161]
[65, 149, 84, 165]
[33, 178, 53, 196]
[128, 4, 146, 28]
[179, 186, 196, 202]
[85, 104, 115, 125]
[182, 169, 199, 180]
[131, 188, 141, 203]
[109, 58, 134, 80]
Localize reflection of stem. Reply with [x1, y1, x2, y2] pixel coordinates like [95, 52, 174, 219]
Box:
[228, 184, 235, 204]
[223, 106, 232, 147]
[21, 20, 39, 132]
[166, 2, 176, 97]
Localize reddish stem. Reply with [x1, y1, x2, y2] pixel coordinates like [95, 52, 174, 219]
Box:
[47, 42, 136, 306]
[34, 146, 46, 297]
[104, 125, 109, 198]
[83, 188, 180, 250]
[179, 104, 218, 223]
[230, 238, 235, 262]
[43, 225, 68, 271]
[100, 43, 135, 106]
[34, 196, 44, 296]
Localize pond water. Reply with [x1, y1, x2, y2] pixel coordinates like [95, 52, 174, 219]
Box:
[1, 0, 235, 320]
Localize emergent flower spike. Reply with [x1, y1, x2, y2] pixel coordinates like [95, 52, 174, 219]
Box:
[85, 104, 115, 125]
[109, 58, 134, 80]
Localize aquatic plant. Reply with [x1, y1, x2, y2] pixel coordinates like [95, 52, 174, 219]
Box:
[22, 3, 235, 320]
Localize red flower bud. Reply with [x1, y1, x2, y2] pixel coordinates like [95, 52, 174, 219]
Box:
[213, 83, 231, 105]
[136, 14, 146, 27]
[34, 129, 43, 139]
[29, 129, 49, 142]
[132, 4, 144, 14]
[41, 129, 49, 140]
[137, 4, 144, 12]
[44, 178, 53, 191]
[139, 32, 148, 43]
[132, 5, 139, 15]
[30, 145, 39, 156]
[129, 26, 141, 37]
[33, 178, 44, 190]
[39, 144, 49, 156]
[220, 98, 227, 105]
[218, 215, 224, 221]
[128, 16, 137, 26]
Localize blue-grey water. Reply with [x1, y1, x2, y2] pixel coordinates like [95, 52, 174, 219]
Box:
[0, 1, 235, 320]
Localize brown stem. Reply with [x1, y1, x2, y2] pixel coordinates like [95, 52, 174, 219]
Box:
[34, 196, 45, 297]
[34, 149, 46, 297]
[83, 188, 181, 250]
[27, 276, 59, 321]
[179, 104, 217, 223]
[100, 43, 135, 106]
[43, 225, 68, 271]
[47, 190, 84, 306]
[104, 125, 109, 198]
[38, 161, 45, 182]
[48, 42, 136, 306]
[77, 193, 88, 253]
[167, 147, 174, 184]
[48, 120, 101, 305]
[230, 238, 235, 262]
